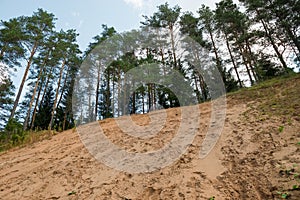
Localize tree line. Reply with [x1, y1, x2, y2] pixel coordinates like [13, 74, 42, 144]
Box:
[0, 0, 299, 138]
[0, 9, 81, 141]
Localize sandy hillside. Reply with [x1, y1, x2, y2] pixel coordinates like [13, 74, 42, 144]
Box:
[0, 75, 300, 200]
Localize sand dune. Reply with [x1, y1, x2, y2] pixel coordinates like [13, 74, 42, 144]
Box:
[1, 78, 300, 200]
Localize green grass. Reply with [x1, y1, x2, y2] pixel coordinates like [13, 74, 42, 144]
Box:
[276, 191, 290, 199]
[0, 130, 56, 152]
[292, 185, 300, 190]
[228, 74, 300, 121]
[278, 126, 284, 133]
[228, 73, 299, 99]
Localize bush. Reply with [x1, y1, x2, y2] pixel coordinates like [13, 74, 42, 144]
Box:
[2, 118, 26, 145]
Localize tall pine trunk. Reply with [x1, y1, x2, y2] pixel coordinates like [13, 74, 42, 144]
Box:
[105, 72, 111, 118]
[268, 0, 300, 54]
[23, 51, 50, 130]
[169, 25, 177, 69]
[142, 91, 145, 114]
[259, 17, 288, 70]
[283, 25, 300, 54]
[224, 34, 243, 87]
[117, 66, 121, 117]
[95, 65, 101, 120]
[10, 41, 38, 119]
[132, 91, 136, 114]
[23, 65, 45, 130]
[56, 66, 70, 109]
[48, 60, 66, 130]
[237, 44, 254, 85]
[147, 83, 152, 111]
[194, 75, 201, 103]
[245, 40, 259, 81]
[112, 70, 115, 117]
[208, 28, 223, 78]
[30, 66, 53, 129]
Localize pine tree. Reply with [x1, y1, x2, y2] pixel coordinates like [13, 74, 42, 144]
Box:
[54, 56, 80, 131]
[10, 9, 56, 119]
[23, 32, 59, 130]
[0, 78, 15, 129]
[48, 29, 81, 130]
[215, 0, 256, 85]
[239, 0, 289, 71]
[34, 86, 54, 130]
[85, 25, 116, 119]
[0, 18, 25, 69]
[98, 79, 113, 119]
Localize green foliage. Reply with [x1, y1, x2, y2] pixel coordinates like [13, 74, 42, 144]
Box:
[292, 185, 299, 190]
[276, 191, 290, 199]
[180, 12, 206, 47]
[145, 2, 181, 29]
[281, 192, 289, 199]
[255, 57, 284, 81]
[0, 118, 26, 150]
[223, 69, 240, 92]
[5, 118, 23, 133]
[0, 78, 15, 129]
[84, 24, 116, 56]
[98, 77, 113, 119]
[277, 164, 300, 199]
[278, 126, 284, 133]
[157, 86, 180, 108]
[8, 9, 58, 120]
[0, 18, 26, 67]
[34, 86, 54, 130]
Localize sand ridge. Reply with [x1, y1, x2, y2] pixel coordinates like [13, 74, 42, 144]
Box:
[0, 94, 300, 199]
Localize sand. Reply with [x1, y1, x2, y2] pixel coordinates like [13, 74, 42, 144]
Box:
[0, 96, 299, 199]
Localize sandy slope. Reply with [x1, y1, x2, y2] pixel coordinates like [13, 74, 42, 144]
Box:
[0, 78, 300, 200]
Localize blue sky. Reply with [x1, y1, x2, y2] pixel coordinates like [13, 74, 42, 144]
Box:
[0, 0, 221, 51]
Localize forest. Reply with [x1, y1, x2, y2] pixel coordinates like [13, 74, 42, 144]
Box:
[0, 0, 299, 145]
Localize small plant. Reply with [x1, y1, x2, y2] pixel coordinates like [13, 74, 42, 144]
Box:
[297, 142, 300, 145]
[278, 126, 284, 133]
[281, 192, 289, 199]
[277, 191, 290, 199]
[292, 185, 300, 190]
[209, 196, 215, 200]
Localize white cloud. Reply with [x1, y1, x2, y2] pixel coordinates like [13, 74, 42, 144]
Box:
[124, 0, 144, 8]
[124, 0, 221, 17]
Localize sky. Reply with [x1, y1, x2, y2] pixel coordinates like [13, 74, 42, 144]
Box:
[0, 0, 224, 51]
